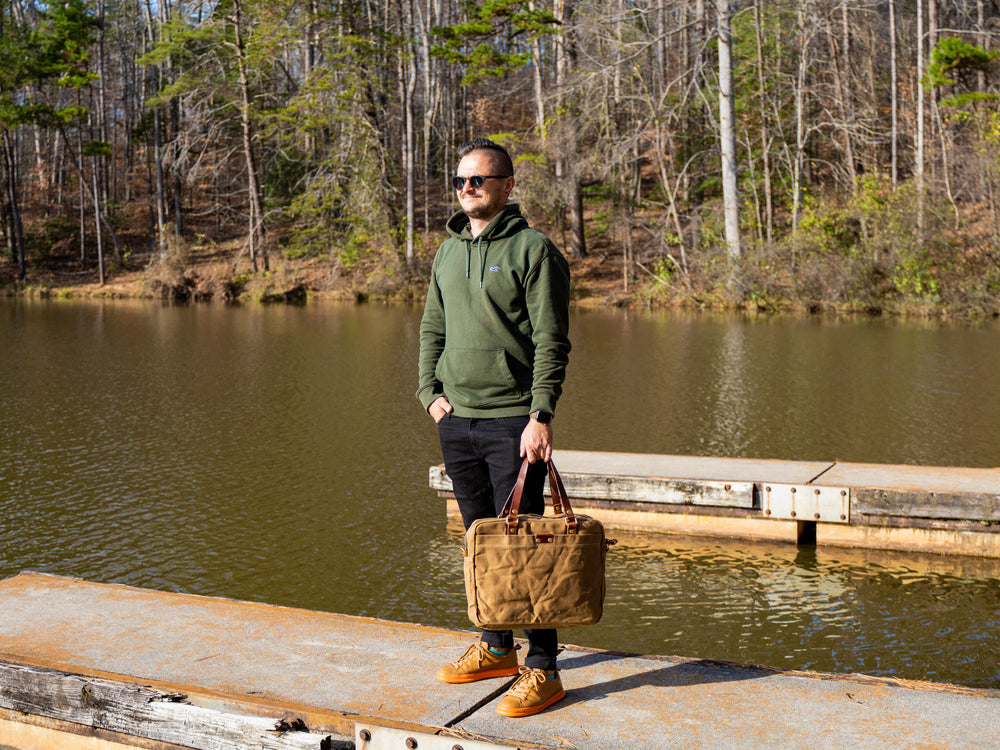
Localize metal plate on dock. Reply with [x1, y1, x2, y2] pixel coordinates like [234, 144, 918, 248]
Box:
[762, 484, 851, 523]
[356, 722, 515, 750]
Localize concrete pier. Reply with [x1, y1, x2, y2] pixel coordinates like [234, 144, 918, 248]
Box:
[431, 450, 1000, 557]
[1, 573, 998, 749]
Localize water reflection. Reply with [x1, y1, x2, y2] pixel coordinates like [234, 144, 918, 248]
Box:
[701, 321, 751, 455]
[574, 532, 1000, 688]
[561, 309, 1000, 467]
[1, 300, 1000, 689]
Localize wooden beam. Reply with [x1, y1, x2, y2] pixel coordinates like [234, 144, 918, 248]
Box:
[429, 465, 754, 508]
[854, 489, 1000, 523]
[0, 706, 192, 750]
[0, 662, 344, 750]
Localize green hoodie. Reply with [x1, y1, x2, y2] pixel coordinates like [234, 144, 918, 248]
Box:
[417, 203, 571, 418]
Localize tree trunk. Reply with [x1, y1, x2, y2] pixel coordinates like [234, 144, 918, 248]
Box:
[718, 0, 741, 262]
[825, 3, 856, 191]
[232, 0, 268, 272]
[152, 105, 167, 257]
[1, 131, 26, 280]
[976, 0, 986, 94]
[93, 158, 105, 285]
[401, 0, 417, 268]
[96, 0, 110, 209]
[170, 96, 183, 238]
[555, 0, 585, 258]
[753, 0, 773, 244]
[417, 0, 439, 241]
[889, 0, 898, 185]
[791, 2, 809, 234]
[569, 177, 585, 259]
[529, 1, 545, 137]
[925, 0, 957, 223]
[916, 0, 926, 234]
[142, 0, 168, 258]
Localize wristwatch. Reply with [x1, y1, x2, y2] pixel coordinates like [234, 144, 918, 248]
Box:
[530, 410, 553, 424]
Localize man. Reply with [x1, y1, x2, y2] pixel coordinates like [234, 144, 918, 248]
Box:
[416, 137, 571, 717]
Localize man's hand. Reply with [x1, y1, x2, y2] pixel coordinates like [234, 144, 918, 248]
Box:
[428, 395, 453, 423]
[520, 418, 553, 463]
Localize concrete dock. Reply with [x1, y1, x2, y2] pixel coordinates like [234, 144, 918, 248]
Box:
[1, 573, 998, 749]
[431, 450, 1000, 557]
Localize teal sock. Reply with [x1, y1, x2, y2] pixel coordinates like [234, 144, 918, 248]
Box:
[486, 646, 510, 655]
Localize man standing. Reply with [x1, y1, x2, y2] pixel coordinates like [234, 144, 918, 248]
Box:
[417, 137, 571, 717]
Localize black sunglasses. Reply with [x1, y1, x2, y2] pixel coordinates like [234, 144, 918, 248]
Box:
[451, 174, 511, 190]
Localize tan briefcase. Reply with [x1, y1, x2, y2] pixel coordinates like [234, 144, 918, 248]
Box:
[463, 459, 614, 631]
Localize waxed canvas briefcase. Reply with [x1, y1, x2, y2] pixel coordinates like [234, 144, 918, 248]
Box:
[463, 459, 614, 631]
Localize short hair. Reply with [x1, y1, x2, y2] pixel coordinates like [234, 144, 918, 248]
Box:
[457, 137, 514, 176]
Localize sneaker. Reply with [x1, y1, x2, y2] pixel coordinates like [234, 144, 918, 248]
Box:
[436, 642, 519, 684]
[496, 667, 565, 717]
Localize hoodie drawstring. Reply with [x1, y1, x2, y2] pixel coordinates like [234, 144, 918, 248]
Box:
[478, 236, 489, 288]
[466, 237, 489, 288]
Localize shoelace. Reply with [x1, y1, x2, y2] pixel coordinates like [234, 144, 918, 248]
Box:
[508, 668, 546, 699]
[451, 643, 482, 669]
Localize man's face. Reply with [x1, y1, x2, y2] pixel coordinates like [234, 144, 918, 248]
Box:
[455, 150, 514, 223]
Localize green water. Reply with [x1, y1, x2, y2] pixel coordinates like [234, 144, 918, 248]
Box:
[1, 299, 998, 688]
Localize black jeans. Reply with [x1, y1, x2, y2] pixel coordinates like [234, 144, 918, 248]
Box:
[437, 414, 558, 671]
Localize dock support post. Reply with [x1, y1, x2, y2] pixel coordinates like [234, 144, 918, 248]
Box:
[796, 520, 817, 546]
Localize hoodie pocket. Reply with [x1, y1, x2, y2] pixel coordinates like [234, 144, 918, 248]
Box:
[436, 348, 527, 406]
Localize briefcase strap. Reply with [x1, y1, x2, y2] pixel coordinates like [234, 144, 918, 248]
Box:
[501, 458, 579, 535]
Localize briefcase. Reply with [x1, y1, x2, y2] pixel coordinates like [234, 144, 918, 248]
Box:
[463, 459, 614, 631]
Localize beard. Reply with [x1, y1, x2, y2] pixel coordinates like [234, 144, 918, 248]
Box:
[464, 204, 495, 219]
[462, 192, 506, 222]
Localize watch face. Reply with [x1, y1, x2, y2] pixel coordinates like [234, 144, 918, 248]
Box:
[534, 410, 553, 424]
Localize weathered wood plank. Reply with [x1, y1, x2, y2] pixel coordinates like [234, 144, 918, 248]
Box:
[1, 706, 194, 750]
[559, 474, 754, 508]
[429, 466, 755, 508]
[854, 489, 1000, 523]
[0, 662, 339, 750]
[553, 450, 835, 485]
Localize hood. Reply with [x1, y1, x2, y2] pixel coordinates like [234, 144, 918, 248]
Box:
[445, 203, 529, 242]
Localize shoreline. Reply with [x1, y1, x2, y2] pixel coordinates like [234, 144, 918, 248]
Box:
[3, 251, 999, 321]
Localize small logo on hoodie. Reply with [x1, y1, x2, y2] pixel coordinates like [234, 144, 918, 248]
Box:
[489, 265, 501, 272]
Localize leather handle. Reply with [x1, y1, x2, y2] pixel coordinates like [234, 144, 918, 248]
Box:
[547, 461, 578, 533]
[500, 458, 578, 534]
[501, 457, 532, 532]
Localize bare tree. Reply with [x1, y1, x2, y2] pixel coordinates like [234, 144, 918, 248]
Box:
[555, 0, 585, 259]
[890, 0, 899, 185]
[753, 0, 774, 244]
[230, 0, 268, 273]
[717, 0, 740, 262]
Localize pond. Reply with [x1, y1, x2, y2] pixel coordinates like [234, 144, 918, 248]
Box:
[1, 299, 998, 688]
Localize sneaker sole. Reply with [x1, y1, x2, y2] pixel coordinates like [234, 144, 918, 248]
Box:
[495, 687, 566, 717]
[436, 666, 520, 684]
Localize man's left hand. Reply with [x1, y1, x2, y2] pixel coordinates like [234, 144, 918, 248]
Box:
[520, 418, 553, 464]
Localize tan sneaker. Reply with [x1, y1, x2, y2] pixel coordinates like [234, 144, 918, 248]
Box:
[436, 642, 519, 684]
[496, 667, 565, 717]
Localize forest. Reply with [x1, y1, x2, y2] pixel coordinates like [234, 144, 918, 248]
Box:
[2, 0, 1000, 315]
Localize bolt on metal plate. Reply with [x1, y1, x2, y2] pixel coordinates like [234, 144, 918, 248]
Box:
[762, 484, 851, 523]
[356, 723, 516, 750]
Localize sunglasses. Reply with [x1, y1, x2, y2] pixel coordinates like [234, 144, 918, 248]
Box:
[451, 174, 511, 190]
